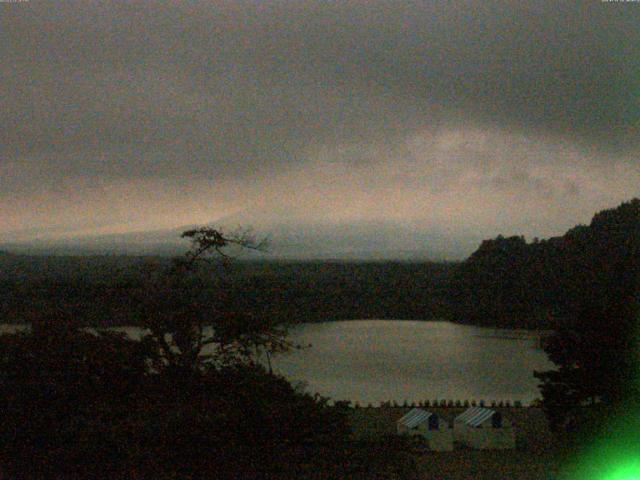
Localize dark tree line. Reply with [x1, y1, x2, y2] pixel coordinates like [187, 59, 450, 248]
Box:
[0, 258, 454, 327]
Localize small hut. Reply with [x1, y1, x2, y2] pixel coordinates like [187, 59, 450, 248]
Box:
[396, 408, 453, 451]
[453, 407, 516, 450]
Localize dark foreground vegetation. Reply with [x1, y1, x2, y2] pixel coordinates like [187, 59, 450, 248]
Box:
[0, 230, 418, 479]
[0, 319, 419, 479]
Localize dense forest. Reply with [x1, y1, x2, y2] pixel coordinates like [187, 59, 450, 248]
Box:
[1, 198, 638, 330]
[448, 198, 640, 328]
[0, 256, 454, 327]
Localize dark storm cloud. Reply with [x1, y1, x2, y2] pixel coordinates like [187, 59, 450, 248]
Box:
[1, 0, 639, 247]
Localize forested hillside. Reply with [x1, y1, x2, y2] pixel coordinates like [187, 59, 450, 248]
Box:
[447, 198, 640, 328]
[1, 199, 638, 330]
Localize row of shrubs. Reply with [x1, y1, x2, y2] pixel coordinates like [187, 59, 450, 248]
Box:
[337, 399, 527, 409]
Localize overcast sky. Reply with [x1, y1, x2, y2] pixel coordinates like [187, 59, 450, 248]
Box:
[1, 0, 639, 256]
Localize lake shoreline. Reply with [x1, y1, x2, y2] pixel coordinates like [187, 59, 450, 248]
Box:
[1, 320, 552, 406]
[0, 317, 554, 332]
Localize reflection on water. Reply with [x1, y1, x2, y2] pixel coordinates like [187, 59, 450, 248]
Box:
[0, 320, 553, 405]
[269, 320, 553, 405]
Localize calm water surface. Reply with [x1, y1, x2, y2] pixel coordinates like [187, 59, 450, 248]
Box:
[270, 320, 553, 405]
[1, 320, 553, 405]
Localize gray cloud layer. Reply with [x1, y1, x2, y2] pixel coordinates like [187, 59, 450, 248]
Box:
[1, 1, 639, 255]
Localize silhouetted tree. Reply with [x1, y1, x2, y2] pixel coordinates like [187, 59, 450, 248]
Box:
[135, 227, 296, 373]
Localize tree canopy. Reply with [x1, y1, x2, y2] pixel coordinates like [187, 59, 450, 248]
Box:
[448, 198, 640, 329]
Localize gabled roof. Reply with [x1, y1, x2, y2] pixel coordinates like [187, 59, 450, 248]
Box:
[455, 407, 496, 427]
[397, 408, 433, 428]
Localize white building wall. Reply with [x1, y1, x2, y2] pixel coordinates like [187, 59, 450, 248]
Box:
[397, 418, 454, 451]
[453, 418, 516, 450]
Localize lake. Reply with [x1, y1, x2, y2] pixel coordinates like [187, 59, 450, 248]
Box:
[0, 320, 553, 406]
[269, 320, 553, 406]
